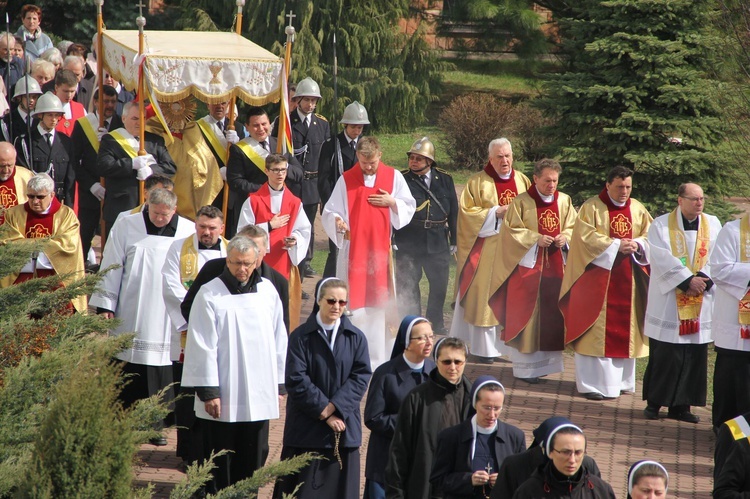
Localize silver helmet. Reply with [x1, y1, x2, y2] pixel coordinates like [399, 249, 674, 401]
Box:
[340, 101, 370, 125]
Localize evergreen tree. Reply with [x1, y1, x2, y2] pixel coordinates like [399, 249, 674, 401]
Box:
[176, 0, 447, 131]
[539, 0, 733, 218]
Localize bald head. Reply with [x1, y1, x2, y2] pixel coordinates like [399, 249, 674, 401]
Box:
[0, 142, 17, 181]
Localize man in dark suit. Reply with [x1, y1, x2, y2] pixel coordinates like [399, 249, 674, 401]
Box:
[71, 85, 123, 260]
[318, 100, 369, 278]
[4, 75, 42, 143]
[103, 71, 135, 116]
[290, 77, 331, 277]
[225, 106, 302, 237]
[394, 137, 458, 334]
[15, 92, 75, 207]
[96, 100, 176, 237]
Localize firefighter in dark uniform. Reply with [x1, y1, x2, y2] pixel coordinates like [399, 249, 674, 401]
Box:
[394, 137, 458, 334]
[290, 77, 331, 278]
[318, 101, 369, 278]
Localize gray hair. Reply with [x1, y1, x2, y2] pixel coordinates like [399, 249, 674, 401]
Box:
[40, 47, 63, 67]
[238, 224, 269, 245]
[147, 187, 178, 209]
[31, 59, 55, 76]
[488, 137, 512, 155]
[227, 235, 259, 257]
[63, 54, 84, 70]
[122, 101, 139, 118]
[27, 173, 55, 194]
[57, 40, 74, 55]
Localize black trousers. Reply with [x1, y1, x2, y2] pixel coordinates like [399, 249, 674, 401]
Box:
[394, 249, 451, 331]
[302, 203, 318, 270]
[713, 347, 750, 430]
[117, 361, 174, 429]
[203, 419, 269, 492]
[642, 337, 708, 408]
[323, 238, 338, 278]
[78, 203, 101, 258]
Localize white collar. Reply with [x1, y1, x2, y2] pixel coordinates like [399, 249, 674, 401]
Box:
[535, 187, 554, 203]
[607, 194, 627, 207]
[498, 170, 512, 180]
[402, 354, 425, 370]
[470, 415, 498, 459]
[297, 108, 311, 121]
[114, 82, 122, 94]
[37, 124, 54, 138]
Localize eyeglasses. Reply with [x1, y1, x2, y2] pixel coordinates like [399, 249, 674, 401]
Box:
[28, 194, 50, 199]
[478, 405, 503, 413]
[268, 168, 288, 174]
[680, 195, 705, 202]
[439, 359, 465, 366]
[552, 449, 585, 459]
[227, 259, 256, 268]
[325, 298, 348, 306]
[409, 334, 435, 343]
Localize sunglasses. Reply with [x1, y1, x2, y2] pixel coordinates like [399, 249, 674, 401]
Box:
[439, 359, 465, 366]
[325, 298, 348, 306]
[28, 194, 49, 199]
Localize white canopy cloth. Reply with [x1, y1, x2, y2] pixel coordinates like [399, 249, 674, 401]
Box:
[100, 30, 283, 105]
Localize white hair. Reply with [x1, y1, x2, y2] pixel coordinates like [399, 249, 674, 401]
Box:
[147, 187, 178, 209]
[63, 55, 84, 70]
[488, 137, 513, 155]
[27, 173, 55, 193]
[227, 235, 259, 257]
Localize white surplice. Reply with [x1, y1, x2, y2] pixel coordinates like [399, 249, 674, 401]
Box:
[181, 276, 287, 422]
[90, 212, 195, 366]
[161, 234, 227, 360]
[237, 187, 311, 267]
[645, 210, 721, 345]
[321, 168, 416, 369]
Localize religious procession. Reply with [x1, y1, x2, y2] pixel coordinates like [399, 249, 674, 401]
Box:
[0, 1, 746, 498]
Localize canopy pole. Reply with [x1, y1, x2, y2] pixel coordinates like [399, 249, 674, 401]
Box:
[136, 2, 147, 205]
[221, 0, 245, 236]
[276, 10, 295, 154]
[95, 0, 107, 247]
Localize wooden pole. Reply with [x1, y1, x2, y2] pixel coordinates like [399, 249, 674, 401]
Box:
[95, 0, 107, 248]
[221, 0, 245, 236]
[136, 3, 147, 205]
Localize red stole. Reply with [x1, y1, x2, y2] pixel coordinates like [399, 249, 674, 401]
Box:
[0, 168, 20, 224]
[458, 165, 520, 299]
[24, 196, 62, 239]
[248, 183, 300, 278]
[598, 189, 635, 358]
[344, 163, 394, 309]
[56, 101, 86, 137]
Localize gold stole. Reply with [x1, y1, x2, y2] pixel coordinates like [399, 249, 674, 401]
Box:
[197, 120, 229, 164]
[79, 115, 101, 153]
[236, 140, 267, 173]
[109, 130, 138, 159]
[739, 214, 750, 337]
[668, 210, 709, 334]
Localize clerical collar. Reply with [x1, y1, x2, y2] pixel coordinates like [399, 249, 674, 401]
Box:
[142, 208, 179, 237]
[535, 186, 554, 203]
[269, 184, 285, 193]
[607, 194, 626, 207]
[681, 212, 699, 231]
[498, 171, 512, 180]
[402, 354, 425, 370]
[198, 240, 222, 250]
[219, 265, 260, 294]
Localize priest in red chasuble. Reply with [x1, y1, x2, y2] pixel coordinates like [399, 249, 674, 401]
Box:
[0, 142, 33, 224]
[488, 159, 577, 383]
[449, 138, 531, 363]
[559, 166, 652, 400]
[0, 172, 86, 312]
[321, 136, 416, 369]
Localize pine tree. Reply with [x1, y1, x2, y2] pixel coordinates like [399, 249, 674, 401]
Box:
[176, 0, 447, 131]
[539, 0, 733, 218]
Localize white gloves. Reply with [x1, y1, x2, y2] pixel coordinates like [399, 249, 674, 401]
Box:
[136, 165, 153, 181]
[219, 166, 227, 181]
[132, 154, 156, 170]
[450, 245, 457, 255]
[96, 127, 108, 141]
[89, 182, 106, 201]
[224, 129, 239, 144]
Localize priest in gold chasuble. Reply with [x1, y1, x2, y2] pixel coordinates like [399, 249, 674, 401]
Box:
[488, 159, 577, 383]
[559, 166, 652, 400]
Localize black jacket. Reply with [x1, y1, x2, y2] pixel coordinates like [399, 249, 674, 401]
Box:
[318, 131, 359, 208]
[15, 128, 75, 206]
[394, 167, 458, 254]
[714, 419, 750, 499]
[290, 111, 330, 204]
[71, 114, 124, 210]
[181, 257, 290, 333]
[96, 131, 176, 229]
[386, 370, 473, 499]
[512, 463, 615, 499]
[431, 419, 526, 498]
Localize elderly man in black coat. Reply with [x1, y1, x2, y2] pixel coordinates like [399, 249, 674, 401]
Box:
[97, 101, 176, 237]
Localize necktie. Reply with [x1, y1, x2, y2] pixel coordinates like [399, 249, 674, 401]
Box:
[261, 141, 268, 151]
[349, 140, 356, 150]
[216, 120, 224, 132]
[419, 174, 428, 187]
[44, 133, 52, 148]
[411, 369, 423, 385]
[303, 117, 309, 130]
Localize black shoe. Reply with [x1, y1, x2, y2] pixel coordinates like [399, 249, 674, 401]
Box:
[516, 376, 541, 385]
[303, 265, 316, 278]
[301, 291, 310, 300]
[667, 410, 700, 423]
[149, 436, 168, 446]
[643, 405, 660, 420]
[469, 354, 495, 365]
[584, 392, 604, 401]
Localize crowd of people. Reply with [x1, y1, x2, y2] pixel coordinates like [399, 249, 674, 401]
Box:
[1, 3, 749, 498]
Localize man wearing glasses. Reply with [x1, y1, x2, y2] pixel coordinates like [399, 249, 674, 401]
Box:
[386, 337, 472, 499]
[642, 183, 721, 424]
